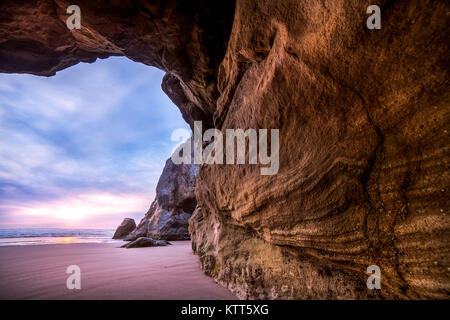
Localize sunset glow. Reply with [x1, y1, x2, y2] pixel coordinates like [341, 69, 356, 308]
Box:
[0, 192, 151, 228]
[61, 237, 73, 244]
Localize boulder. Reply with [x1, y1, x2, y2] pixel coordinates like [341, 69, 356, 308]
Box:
[112, 218, 136, 239]
[121, 237, 171, 248]
[122, 222, 148, 241]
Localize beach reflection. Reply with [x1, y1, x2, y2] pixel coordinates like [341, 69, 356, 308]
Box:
[0, 229, 121, 246]
[61, 237, 73, 244]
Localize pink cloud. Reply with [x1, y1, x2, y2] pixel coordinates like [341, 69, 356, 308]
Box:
[0, 192, 152, 228]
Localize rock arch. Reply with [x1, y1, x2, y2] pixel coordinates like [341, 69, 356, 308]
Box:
[1, 0, 449, 299]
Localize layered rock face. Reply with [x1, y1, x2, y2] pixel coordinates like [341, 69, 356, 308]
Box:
[1, 0, 449, 299]
[192, 0, 449, 299]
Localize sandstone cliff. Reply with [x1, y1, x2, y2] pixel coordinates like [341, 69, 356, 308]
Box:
[1, 0, 449, 299]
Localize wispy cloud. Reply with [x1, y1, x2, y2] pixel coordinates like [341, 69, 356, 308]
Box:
[0, 57, 190, 228]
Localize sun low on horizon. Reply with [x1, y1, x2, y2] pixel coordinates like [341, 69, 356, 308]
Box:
[0, 57, 190, 229]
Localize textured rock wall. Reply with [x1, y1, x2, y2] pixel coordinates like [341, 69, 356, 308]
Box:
[192, 0, 450, 299]
[1, 0, 449, 299]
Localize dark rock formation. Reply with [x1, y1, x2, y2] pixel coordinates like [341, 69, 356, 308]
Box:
[121, 237, 171, 248]
[112, 218, 136, 239]
[1, 0, 449, 299]
[123, 227, 147, 241]
[126, 146, 198, 241]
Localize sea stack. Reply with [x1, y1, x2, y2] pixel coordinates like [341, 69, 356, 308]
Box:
[112, 218, 136, 239]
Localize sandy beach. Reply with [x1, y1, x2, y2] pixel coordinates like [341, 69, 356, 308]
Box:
[0, 241, 236, 300]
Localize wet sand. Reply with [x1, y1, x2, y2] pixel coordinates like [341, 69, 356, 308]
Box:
[0, 241, 236, 300]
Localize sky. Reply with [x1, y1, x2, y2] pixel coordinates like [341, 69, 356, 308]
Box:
[0, 57, 190, 229]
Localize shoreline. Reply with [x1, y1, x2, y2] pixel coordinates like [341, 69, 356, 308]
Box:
[0, 241, 236, 300]
[0, 240, 122, 248]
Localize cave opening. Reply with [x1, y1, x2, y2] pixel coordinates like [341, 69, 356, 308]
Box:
[0, 56, 190, 231]
[0, 0, 448, 301]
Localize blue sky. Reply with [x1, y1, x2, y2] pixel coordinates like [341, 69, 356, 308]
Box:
[0, 57, 190, 228]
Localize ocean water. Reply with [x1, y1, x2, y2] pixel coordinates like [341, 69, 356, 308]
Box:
[0, 228, 119, 246]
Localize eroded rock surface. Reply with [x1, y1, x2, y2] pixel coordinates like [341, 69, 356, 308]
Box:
[112, 218, 136, 239]
[1, 0, 449, 299]
[0, 0, 235, 128]
[192, 0, 450, 299]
